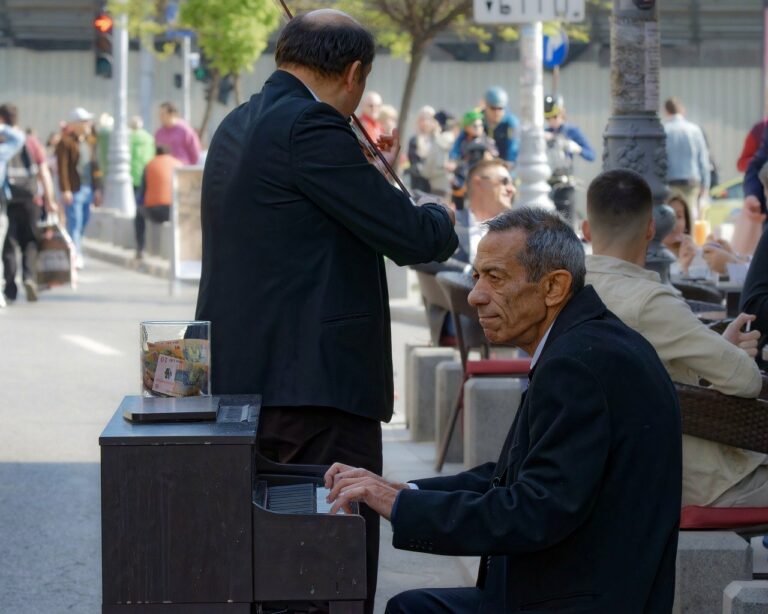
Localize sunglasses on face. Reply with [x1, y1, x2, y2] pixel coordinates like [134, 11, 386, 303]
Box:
[480, 175, 513, 186]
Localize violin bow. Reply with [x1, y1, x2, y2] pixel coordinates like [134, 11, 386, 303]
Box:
[275, 0, 414, 201]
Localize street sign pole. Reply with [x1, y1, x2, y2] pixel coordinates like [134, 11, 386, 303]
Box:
[473, 0, 586, 209]
[182, 36, 192, 124]
[104, 3, 136, 217]
[517, 21, 554, 208]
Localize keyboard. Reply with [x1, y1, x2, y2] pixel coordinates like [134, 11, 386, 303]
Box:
[256, 482, 342, 515]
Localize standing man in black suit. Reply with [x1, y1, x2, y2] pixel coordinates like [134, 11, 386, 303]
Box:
[194, 10, 458, 612]
[326, 207, 682, 613]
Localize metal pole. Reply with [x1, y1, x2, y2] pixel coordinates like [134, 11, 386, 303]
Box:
[104, 5, 136, 217]
[516, 21, 553, 208]
[182, 36, 191, 124]
[139, 41, 154, 132]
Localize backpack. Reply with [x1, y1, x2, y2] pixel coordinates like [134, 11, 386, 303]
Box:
[6, 142, 38, 201]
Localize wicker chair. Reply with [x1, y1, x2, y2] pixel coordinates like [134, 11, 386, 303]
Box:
[676, 379, 768, 529]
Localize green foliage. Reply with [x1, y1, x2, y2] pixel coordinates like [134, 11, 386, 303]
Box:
[180, 0, 280, 76]
[109, 0, 280, 75]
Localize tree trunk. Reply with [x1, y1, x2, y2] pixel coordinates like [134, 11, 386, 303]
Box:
[198, 70, 221, 145]
[395, 39, 428, 172]
[234, 73, 243, 106]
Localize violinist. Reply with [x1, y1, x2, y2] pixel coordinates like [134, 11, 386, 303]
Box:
[194, 9, 458, 613]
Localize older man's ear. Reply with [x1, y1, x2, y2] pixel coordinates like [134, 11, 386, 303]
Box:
[542, 270, 573, 308]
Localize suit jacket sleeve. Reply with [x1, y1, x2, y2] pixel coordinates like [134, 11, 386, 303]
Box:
[291, 104, 458, 265]
[391, 357, 611, 556]
[744, 124, 768, 212]
[740, 228, 768, 339]
[411, 462, 496, 494]
[635, 286, 761, 398]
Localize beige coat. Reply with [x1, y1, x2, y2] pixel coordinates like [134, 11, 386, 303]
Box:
[586, 254, 763, 505]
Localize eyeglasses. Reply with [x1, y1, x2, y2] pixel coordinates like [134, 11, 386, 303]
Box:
[480, 175, 513, 186]
[488, 106, 504, 111]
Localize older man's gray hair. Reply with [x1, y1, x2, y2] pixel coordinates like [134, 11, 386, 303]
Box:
[485, 206, 586, 293]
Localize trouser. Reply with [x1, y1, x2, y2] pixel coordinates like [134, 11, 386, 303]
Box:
[2, 197, 40, 300]
[668, 182, 701, 220]
[385, 587, 483, 613]
[0, 202, 7, 297]
[710, 461, 768, 507]
[65, 185, 93, 256]
[257, 405, 383, 614]
[134, 205, 171, 255]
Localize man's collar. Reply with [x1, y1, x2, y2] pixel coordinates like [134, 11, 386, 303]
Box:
[528, 286, 608, 379]
[586, 254, 660, 282]
[530, 323, 554, 370]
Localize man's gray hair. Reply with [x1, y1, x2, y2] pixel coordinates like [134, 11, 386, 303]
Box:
[485, 206, 585, 293]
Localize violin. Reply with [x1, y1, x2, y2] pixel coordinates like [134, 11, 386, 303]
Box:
[276, 0, 414, 203]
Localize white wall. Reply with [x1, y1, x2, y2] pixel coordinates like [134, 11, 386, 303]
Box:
[2, 46, 760, 186]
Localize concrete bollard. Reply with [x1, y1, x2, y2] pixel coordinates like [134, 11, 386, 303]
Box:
[463, 377, 523, 469]
[385, 258, 409, 300]
[434, 360, 464, 464]
[723, 581, 768, 613]
[673, 531, 751, 614]
[404, 342, 427, 429]
[407, 347, 456, 442]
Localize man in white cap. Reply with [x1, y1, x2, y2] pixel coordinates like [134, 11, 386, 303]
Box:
[55, 107, 95, 268]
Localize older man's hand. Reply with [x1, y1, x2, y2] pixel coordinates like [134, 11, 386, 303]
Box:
[723, 313, 760, 358]
[324, 462, 409, 519]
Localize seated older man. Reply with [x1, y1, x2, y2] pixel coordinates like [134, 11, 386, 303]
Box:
[326, 207, 682, 613]
[583, 168, 765, 508]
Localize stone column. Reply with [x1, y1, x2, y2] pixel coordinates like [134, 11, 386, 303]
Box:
[603, 0, 674, 281]
[516, 22, 553, 208]
[104, 6, 136, 217]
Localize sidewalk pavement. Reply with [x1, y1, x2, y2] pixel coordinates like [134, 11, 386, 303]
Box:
[0, 249, 476, 614]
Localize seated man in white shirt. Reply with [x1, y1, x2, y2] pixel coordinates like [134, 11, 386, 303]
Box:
[455, 158, 516, 264]
[583, 168, 766, 507]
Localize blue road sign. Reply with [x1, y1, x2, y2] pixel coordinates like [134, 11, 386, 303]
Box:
[543, 29, 569, 69]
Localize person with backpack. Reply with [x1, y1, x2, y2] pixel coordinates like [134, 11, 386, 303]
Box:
[0, 104, 58, 303]
[0, 104, 26, 308]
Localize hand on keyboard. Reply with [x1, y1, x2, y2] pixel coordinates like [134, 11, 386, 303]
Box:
[324, 462, 410, 520]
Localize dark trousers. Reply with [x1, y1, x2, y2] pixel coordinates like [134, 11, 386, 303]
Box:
[2, 197, 39, 299]
[385, 587, 483, 613]
[134, 205, 170, 255]
[258, 405, 383, 614]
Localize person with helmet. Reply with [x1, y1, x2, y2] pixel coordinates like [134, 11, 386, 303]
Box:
[544, 94, 595, 220]
[450, 86, 520, 166]
[450, 110, 499, 209]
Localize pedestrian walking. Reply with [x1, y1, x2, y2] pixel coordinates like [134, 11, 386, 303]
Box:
[0, 104, 26, 307]
[129, 116, 155, 204]
[0, 104, 58, 303]
[663, 97, 711, 220]
[55, 107, 96, 269]
[154, 102, 200, 166]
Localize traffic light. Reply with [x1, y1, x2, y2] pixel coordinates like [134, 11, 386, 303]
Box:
[93, 11, 113, 79]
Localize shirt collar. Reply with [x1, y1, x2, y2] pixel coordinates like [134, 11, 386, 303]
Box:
[530, 322, 554, 370]
[294, 77, 320, 102]
[586, 254, 661, 282]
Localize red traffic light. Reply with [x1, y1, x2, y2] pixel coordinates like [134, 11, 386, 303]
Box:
[94, 14, 113, 33]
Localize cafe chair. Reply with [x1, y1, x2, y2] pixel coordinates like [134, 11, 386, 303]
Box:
[676, 381, 768, 530]
[433, 271, 530, 472]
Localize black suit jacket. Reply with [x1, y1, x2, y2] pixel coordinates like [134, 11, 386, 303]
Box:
[195, 70, 457, 422]
[392, 286, 682, 612]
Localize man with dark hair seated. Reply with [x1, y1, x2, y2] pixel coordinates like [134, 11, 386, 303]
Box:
[584, 168, 767, 507]
[326, 207, 682, 613]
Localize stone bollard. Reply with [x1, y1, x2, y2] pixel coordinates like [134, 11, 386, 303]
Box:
[404, 342, 426, 429]
[385, 258, 409, 300]
[434, 360, 464, 464]
[673, 531, 751, 614]
[407, 347, 456, 442]
[723, 581, 768, 613]
[463, 377, 523, 469]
